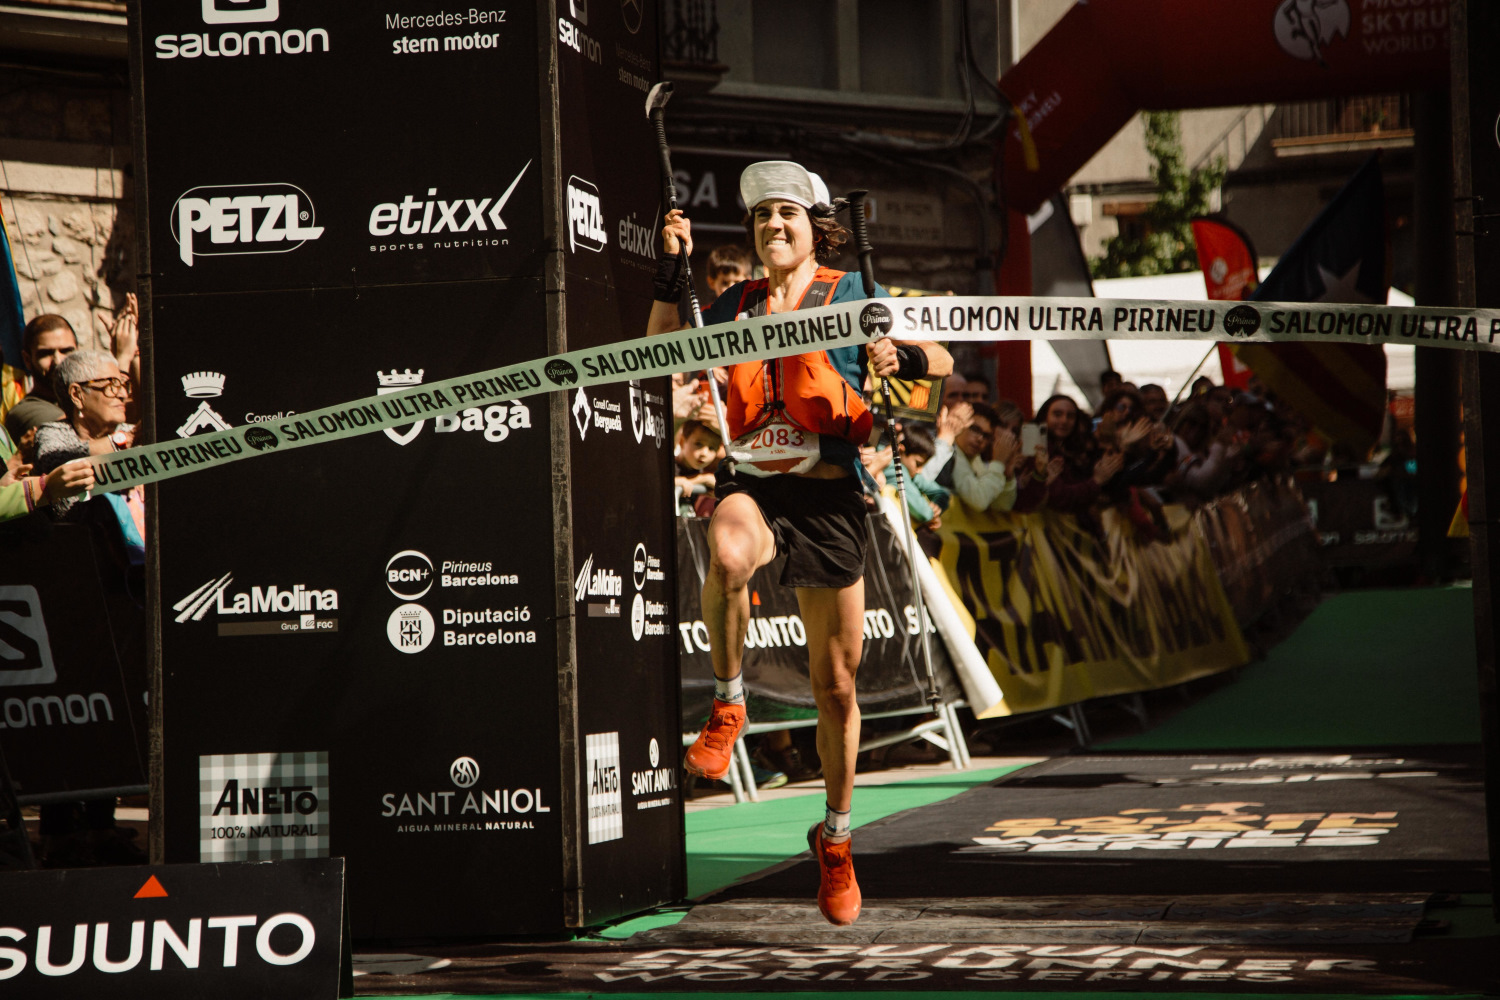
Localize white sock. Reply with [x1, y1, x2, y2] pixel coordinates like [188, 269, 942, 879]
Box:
[715, 673, 745, 704]
[823, 804, 851, 843]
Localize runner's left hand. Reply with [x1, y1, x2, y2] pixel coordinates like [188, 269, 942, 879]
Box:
[868, 338, 899, 377]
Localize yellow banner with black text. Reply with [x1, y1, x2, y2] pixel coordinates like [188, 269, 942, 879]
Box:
[934, 500, 1250, 715]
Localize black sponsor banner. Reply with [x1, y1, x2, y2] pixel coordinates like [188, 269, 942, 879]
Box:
[558, 0, 685, 925]
[0, 858, 349, 998]
[0, 523, 145, 797]
[674, 513, 962, 731]
[1298, 475, 1418, 569]
[137, 1, 543, 295]
[154, 281, 564, 936]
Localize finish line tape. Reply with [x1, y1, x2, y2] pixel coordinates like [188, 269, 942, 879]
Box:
[89, 294, 1500, 495]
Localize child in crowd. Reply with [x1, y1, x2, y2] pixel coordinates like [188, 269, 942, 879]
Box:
[675, 418, 722, 516]
[895, 423, 950, 530]
[706, 244, 753, 300]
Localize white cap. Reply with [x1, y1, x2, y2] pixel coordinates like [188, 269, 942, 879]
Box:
[740, 161, 831, 212]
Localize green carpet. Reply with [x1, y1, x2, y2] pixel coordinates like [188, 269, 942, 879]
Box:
[371, 991, 1479, 1000]
[1104, 586, 1482, 750]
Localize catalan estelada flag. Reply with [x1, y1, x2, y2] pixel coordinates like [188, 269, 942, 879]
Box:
[1239, 155, 1388, 456]
[0, 203, 29, 425]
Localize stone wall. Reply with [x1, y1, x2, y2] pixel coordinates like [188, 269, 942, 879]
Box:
[0, 67, 134, 358]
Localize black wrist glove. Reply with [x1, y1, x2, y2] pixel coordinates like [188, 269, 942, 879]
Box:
[892, 344, 930, 381]
[653, 250, 687, 304]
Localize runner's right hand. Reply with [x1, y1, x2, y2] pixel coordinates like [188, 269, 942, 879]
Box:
[663, 208, 693, 256]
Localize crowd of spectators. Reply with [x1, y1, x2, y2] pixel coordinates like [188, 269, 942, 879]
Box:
[0, 297, 147, 868]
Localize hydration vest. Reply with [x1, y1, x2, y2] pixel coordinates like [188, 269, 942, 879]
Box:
[723, 267, 873, 446]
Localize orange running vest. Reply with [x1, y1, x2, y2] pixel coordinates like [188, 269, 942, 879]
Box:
[723, 267, 874, 446]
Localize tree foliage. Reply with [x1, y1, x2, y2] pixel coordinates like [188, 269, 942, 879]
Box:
[1090, 112, 1226, 278]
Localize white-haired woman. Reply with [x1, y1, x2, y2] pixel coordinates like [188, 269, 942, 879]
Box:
[33, 350, 144, 557]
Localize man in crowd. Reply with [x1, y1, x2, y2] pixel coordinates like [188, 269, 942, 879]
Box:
[1100, 369, 1123, 397]
[647, 161, 951, 925]
[20, 314, 77, 406]
[1140, 383, 1170, 422]
[962, 372, 991, 404]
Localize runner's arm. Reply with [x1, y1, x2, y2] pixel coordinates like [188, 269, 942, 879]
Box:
[868, 338, 953, 379]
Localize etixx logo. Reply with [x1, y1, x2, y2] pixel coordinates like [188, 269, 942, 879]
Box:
[172, 183, 323, 267]
[1222, 305, 1262, 338]
[1273, 0, 1350, 64]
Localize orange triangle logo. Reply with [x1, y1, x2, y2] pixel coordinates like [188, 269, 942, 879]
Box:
[751, 591, 761, 606]
[134, 875, 168, 899]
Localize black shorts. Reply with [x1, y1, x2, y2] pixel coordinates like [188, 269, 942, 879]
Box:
[714, 468, 868, 589]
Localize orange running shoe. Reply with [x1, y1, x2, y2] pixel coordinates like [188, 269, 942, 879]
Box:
[683, 698, 746, 781]
[807, 823, 862, 925]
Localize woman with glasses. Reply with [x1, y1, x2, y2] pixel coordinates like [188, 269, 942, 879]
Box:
[32, 350, 144, 559]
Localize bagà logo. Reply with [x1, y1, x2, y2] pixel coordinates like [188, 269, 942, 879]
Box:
[386, 550, 433, 600]
[172, 183, 324, 267]
[177, 371, 231, 438]
[628, 380, 666, 447]
[155, 0, 330, 60]
[378, 369, 425, 445]
[544, 359, 578, 386]
[566, 176, 606, 253]
[1273, 0, 1350, 65]
[450, 756, 480, 788]
[0, 585, 56, 687]
[367, 162, 530, 239]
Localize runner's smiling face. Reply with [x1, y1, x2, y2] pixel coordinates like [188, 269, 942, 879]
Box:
[752, 200, 814, 271]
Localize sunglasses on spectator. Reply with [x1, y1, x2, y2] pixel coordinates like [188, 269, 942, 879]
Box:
[33, 346, 75, 360]
[80, 376, 131, 397]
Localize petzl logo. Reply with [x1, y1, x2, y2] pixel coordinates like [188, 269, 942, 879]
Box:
[202, 0, 279, 24]
[566, 176, 606, 253]
[450, 756, 480, 788]
[172, 183, 323, 267]
[244, 426, 278, 451]
[0, 586, 57, 687]
[859, 302, 893, 337]
[1222, 305, 1262, 338]
[1273, 0, 1349, 65]
[545, 359, 578, 386]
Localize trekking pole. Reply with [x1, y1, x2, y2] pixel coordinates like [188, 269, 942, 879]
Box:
[845, 190, 941, 709]
[645, 82, 731, 443]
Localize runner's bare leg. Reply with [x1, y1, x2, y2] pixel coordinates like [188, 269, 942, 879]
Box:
[796, 581, 865, 811]
[703, 493, 778, 682]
